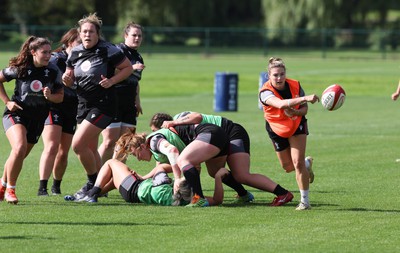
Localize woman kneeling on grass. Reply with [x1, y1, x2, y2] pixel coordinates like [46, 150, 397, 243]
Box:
[72, 160, 228, 206]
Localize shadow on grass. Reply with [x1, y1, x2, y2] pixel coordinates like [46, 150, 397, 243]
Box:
[222, 203, 273, 208]
[1, 221, 176, 226]
[310, 203, 400, 213]
[222, 201, 300, 208]
[17, 201, 130, 207]
[338, 207, 400, 213]
[0, 236, 34, 240]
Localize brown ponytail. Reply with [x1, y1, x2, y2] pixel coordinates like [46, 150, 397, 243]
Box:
[9, 36, 51, 78]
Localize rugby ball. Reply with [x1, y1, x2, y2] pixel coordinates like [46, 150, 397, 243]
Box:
[321, 84, 346, 111]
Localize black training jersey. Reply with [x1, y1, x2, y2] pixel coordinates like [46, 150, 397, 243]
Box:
[66, 40, 126, 102]
[2, 62, 63, 117]
[117, 43, 144, 80]
[50, 51, 78, 107]
[172, 124, 197, 145]
[114, 43, 144, 90]
[51, 50, 68, 72]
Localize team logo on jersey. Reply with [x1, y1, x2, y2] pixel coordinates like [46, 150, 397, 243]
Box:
[30, 80, 43, 92]
[53, 113, 60, 122]
[44, 69, 50, 77]
[81, 60, 91, 72]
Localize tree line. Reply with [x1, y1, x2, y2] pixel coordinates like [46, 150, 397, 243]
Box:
[1, 0, 400, 51]
[1, 0, 399, 30]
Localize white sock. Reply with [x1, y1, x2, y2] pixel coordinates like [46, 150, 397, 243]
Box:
[6, 184, 16, 189]
[305, 158, 310, 171]
[1, 178, 6, 187]
[300, 189, 309, 205]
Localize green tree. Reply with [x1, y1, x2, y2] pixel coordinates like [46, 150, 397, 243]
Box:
[263, 0, 400, 30]
[6, 0, 94, 35]
[115, 0, 262, 27]
[262, 0, 400, 47]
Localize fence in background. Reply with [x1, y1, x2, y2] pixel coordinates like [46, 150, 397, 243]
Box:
[1, 25, 400, 59]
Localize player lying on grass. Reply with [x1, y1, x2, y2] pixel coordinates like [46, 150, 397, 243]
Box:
[148, 113, 255, 206]
[70, 159, 228, 206]
[115, 123, 238, 207]
[151, 111, 294, 206]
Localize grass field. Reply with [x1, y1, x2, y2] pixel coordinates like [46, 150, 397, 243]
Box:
[0, 51, 400, 253]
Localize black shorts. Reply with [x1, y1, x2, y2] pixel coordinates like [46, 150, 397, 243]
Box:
[3, 113, 46, 144]
[227, 123, 250, 154]
[111, 85, 137, 126]
[119, 174, 142, 203]
[76, 103, 114, 129]
[194, 123, 229, 157]
[265, 119, 309, 152]
[45, 109, 77, 135]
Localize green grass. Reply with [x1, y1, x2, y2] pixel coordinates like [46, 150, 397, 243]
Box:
[0, 51, 400, 252]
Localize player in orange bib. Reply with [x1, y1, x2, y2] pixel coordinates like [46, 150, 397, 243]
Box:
[259, 57, 319, 210]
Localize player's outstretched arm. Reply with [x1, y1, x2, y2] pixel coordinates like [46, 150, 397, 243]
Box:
[206, 168, 229, 206]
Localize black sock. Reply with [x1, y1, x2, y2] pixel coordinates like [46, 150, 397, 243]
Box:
[39, 180, 48, 189]
[87, 173, 98, 186]
[88, 186, 102, 197]
[52, 179, 62, 188]
[273, 184, 288, 196]
[222, 172, 247, 197]
[182, 165, 204, 198]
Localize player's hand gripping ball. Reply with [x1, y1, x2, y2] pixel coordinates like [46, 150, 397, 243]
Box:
[321, 84, 346, 111]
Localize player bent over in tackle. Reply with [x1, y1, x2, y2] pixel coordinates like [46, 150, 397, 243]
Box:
[70, 160, 228, 207]
[151, 112, 294, 207]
